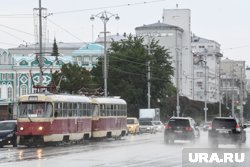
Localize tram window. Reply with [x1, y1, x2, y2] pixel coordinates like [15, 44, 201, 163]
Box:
[82, 103, 86, 116]
[82, 110, 86, 116]
[87, 104, 92, 116]
[100, 104, 105, 116]
[68, 103, 73, 117]
[78, 103, 82, 117]
[73, 103, 77, 116]
[63, 103, 68, 117]
[44, 103, 53, 117]
[92, 104, 99, 117]
[55, 103, 62, 117]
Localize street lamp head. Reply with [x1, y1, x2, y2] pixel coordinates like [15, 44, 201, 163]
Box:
[90, 15, 95, 21]
[115, 15, 120, 20]
[100, 14, 105, 20]
[105, 17, 109, 22]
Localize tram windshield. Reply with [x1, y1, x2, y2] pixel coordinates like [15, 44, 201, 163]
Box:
[18, 102, 53, 118]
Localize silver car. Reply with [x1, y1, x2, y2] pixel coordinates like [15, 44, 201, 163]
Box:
[152, 121, 164, 132]
[139, 121, 156, 134]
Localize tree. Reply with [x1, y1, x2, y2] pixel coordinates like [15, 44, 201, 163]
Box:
[91, 35, 174, 117]
[51, 64, 93, 94]
[51, 38, 59, 59]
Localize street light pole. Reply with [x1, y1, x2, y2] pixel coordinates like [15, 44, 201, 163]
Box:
[90, 11, 120, 97]
[38, 0, 43, 86]
[231, 64, 235, 116]
[219, 61, 221, 117]
[204, 59, 208, 123]
[147, 60, 151, 109]
[103, 21, 107, 97]
[240, 65, 244, 123]
[176, 49, 180, 117]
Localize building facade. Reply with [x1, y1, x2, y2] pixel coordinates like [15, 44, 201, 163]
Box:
[135, 21, 184, 96]
[162, 9, 193, 99]
[0, 49, 73, 119]
[191, 35, 223, 103]
[220, 58, 246, 110]
[72, 43, 104, 71]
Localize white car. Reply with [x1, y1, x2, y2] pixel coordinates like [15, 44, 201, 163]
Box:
[152, 121, 164, 132]
[139, 121, 156, 134]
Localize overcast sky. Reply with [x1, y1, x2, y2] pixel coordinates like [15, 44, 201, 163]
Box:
[1, 0, 250, 65]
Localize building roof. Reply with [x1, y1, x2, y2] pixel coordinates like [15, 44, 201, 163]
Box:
[8, 42, 86, 50]
[191, 34, 219, 45]
[135, 21, 184, 32]
[72, 43, 104, 55]
[95, 33, 127, 43]
[13, 54, 73, 63]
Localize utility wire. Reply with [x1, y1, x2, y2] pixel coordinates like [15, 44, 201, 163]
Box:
[221, 45, 250, 51]
[110, 55, 171, 72]
[109, 65, 171, 82]
[0, 28, 29, 43]
[0, 24, 34, 36]
[52, 0, 167, 15]
[47, 18, 83, 42]
[0, 42, 19, 46]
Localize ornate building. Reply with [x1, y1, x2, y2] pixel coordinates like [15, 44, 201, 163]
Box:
[0, 49, 73, 119]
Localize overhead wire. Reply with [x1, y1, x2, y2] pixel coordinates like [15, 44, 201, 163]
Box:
[0, 28, 29, 44]
[0, 23, 34, 36]
[109, 65, 171, 82]
[52, 0, 167, 15]
[47, 18, 84, 42]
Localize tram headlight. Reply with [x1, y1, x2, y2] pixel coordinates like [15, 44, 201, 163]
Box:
[20, 127, 24, 131]
[38, 126, 43, 131]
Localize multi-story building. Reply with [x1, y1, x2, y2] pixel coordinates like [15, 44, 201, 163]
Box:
[162, 9, 193, 99]
[135, 21, 184, 96]
[191, 35, 223, 103]
[246, 67, 250, 93]
[220, 58, 246, 109]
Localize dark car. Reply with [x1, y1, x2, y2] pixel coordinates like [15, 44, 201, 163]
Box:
[0, 120, 17, 148]
[208, 117, 247, 147]
[164, 117, 200, 143]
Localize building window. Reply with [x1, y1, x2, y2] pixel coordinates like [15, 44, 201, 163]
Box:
[197, 82, 203, 88]
[92, 56, 98, 65]
[83, 56, 90, 66]
[7, 73, 12, 80]
[0, 88, 1, 99]
[21, 85, 27, 95]
[199, 45, 205, 48]
[196, 72, 203, 77]
[7, 87, 12, 100]
[2, 74, 6, 80]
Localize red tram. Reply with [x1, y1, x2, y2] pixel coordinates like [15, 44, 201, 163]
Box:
[92, 97, 127, 138]
[16, 93, 127, 146]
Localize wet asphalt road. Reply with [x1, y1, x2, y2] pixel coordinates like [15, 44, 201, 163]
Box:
[1, 129, 250, 167]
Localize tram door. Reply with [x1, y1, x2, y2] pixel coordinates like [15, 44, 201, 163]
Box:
[91, 103, 100, 136]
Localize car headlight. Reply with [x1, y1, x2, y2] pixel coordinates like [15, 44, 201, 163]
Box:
[7, 133, 14, 138]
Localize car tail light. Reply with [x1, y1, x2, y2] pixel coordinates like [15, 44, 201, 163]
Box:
[185, 126, 193, 131]
[236, 124, 240, 132]
[165, 125, 172, 129]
